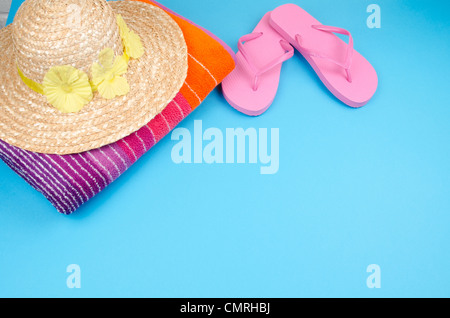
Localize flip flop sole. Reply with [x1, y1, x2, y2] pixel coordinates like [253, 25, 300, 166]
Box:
[270, 4, 378, 107]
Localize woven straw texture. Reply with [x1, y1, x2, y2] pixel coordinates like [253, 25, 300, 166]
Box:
[0, 0, 188, 155]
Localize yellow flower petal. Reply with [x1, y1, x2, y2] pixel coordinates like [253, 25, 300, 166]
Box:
[98, 48, 114, 69]
[98, 75, 130, 100]
[123, 30, 144, 59]
[116, 14, 130, 37]
[116, 14, 144, 59]
[110, 76, 130, 96]
[91, 48, 115, 86]
[43, 65, 92, 113]
[91, 65, 105, 87]
[111, 55, 128, 76]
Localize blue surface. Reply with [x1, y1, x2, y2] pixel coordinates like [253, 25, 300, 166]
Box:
[1, 0, 449, 298]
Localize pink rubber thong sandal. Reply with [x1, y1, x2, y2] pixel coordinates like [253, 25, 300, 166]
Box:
[269, 4, 378, 108]
[222, 12, 294, 116]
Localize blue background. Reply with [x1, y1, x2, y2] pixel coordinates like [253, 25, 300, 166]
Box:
[1, 0, 449, 298]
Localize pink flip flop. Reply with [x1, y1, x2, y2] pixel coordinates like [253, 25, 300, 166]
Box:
[269, 4, 378, 108]
[222, 13, 294, 116]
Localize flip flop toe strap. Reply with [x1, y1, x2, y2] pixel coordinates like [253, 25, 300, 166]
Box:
[238, 32, 294, 91]
[295, 25, 354, 83]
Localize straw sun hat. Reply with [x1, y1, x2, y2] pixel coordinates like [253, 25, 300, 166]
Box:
[0, 0, 188, 154]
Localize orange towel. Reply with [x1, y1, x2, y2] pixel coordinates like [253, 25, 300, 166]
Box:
[143, 0, 235, 109]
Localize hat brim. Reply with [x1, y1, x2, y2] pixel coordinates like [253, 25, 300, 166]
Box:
[0, 1, 188, 155]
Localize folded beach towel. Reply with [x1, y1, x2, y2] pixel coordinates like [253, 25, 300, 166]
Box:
[0, 0, 235, 215]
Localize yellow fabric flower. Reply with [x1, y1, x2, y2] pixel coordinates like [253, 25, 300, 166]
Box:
[91, 48, 130, 99]
[116, 14, 144, 59]
[43, 66, 93, 113]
